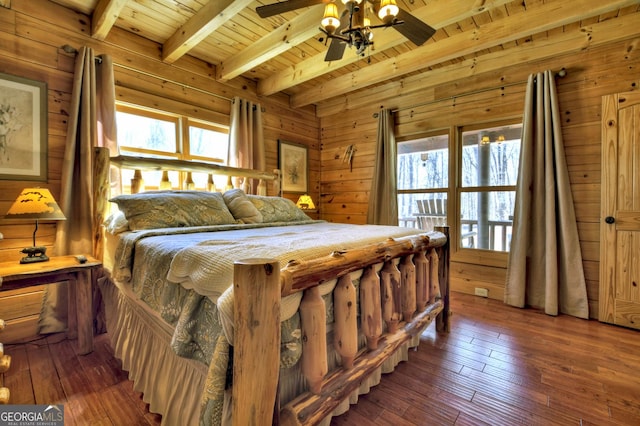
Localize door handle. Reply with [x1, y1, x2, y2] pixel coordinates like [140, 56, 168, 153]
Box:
[605, 216, 615, 224]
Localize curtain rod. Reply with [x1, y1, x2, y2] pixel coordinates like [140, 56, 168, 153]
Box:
[373, 68, 567, 118]
[112, 62, 232, 102]
[61, 44, 231, 102]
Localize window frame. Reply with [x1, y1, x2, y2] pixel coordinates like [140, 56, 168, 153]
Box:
[396, 129, 451, 230]
[453, 119, 522, 264]
[396, 118, 522, 266]
[115, 103, 229, 191]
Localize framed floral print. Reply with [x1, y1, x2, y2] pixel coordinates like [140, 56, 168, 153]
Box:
[0, 72, 47, 181]
[278, 139, 308, 193]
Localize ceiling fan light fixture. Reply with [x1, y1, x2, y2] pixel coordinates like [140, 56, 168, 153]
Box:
[321, 3, 340, 34]
[378, 0, 399, 24]
[342, 0, 362, 13]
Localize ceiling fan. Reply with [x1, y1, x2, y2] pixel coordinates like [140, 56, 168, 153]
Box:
[256, 0, 436, 62]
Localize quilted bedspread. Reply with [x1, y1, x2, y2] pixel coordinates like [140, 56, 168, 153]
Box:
[109, 221, 422, 425]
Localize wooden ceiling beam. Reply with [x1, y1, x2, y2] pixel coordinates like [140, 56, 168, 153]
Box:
[257, 0, 514, 97]
[216, 5, 325, 82]
[315, 11, 640, 117]
[291, 0, 640, 107]
[91, 0, 127, 41]
[162, 0, 253, 64]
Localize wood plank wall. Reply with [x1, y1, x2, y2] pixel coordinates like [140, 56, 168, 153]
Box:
[0, 0, 320, 342]
[318, 35, 640, 318]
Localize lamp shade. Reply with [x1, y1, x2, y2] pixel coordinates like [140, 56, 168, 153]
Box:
[5, 188, 66, 220]
[321, 3, 340, 34]
[378, 0, 399, 23]
[296, 194, 315, 210]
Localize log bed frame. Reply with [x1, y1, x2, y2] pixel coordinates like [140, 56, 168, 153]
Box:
[94, 148, 451, 426]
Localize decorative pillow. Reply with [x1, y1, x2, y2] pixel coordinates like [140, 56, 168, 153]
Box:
[109, 190, 237, 230]
[104, 210, 130, 234]
[247, 195, 311, 223]
[222, 189, 263, 224]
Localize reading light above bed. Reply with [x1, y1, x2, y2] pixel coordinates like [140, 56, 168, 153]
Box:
[4, 188, 66, 264]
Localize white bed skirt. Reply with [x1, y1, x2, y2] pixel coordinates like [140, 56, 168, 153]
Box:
[99, 275, 208, 426]
[99, 274, 425, 426]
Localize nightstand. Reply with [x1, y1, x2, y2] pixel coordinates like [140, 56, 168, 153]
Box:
[0, 255, 102, 355]
[300, 208, 319, 220]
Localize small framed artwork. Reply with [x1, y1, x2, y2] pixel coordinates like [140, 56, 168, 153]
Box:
[278, 139, 308, 193]
[0, 72, 47, 181]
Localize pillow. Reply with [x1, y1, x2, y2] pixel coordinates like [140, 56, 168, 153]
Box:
[247, 195, 311, 223]
[223, 189, 263, 224]
[104, 210, 129, 234]
[109, 190, 237, 230]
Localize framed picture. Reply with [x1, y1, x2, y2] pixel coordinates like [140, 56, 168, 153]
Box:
[278, 139, 308, 193]
[0, 72, 47, 181]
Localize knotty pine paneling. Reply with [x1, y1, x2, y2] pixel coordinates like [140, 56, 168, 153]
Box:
[319, 36, 640, 317]
[0, 0, 320, 342]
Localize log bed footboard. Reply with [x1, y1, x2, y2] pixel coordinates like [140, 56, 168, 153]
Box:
[233, 227, 450, 426]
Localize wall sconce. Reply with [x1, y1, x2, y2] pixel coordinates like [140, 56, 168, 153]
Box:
[481, 135, 491, 145]
[4, 188, 66, 264]
[296, 194, 316, 210]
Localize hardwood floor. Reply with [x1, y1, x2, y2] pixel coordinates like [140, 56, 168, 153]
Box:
[3, 292, 640, 425]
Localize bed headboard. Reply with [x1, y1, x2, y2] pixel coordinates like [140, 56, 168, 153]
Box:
[92, 146, 281, 260]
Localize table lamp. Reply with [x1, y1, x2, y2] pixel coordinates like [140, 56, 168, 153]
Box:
[296, 194, 315, 210]
[4, 188, 66, 264]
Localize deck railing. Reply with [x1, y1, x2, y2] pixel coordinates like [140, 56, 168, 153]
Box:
[401, 215, 512, 251]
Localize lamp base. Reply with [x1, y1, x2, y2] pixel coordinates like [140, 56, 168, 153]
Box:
[20, 246, 49, 264]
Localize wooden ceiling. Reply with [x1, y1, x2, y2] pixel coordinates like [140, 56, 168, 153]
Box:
[50, 0, 640, 109]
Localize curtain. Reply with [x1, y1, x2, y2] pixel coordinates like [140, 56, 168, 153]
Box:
[39, 47, 117, 333]
[367, 108, 398, 225]
[227, 96, 265, 194]
[504, 70, 588, 319]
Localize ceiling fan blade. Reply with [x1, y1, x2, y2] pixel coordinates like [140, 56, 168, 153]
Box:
[324, 9, 351, 61]
[256, 0, 326, 18]
[325, 39, 347, 61]
[394, 9, 436, 46]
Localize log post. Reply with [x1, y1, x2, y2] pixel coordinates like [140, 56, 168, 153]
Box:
[380, 260, 401, 333]
[300, 286, 328, 394]
[334, 274, 358, 369]
[257, 178, 267, 195]
[184, 171, 195, 189]
[131, 169, 144, 193]
[429, 248, 440, 302]
[159, 170, 172, 189]
[399, 255, 417, 321]
[359, 265, 382, 350]
[233, 259, 280, 426]
[414, 250, 429, 311]
[435, 225, 451, 333]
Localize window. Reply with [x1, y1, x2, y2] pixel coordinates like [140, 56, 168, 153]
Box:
[116, 104, 229, 190]
[397, 121, 522, 252]
[397, 133, 449, 230]
[459, 123, 522, 251]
